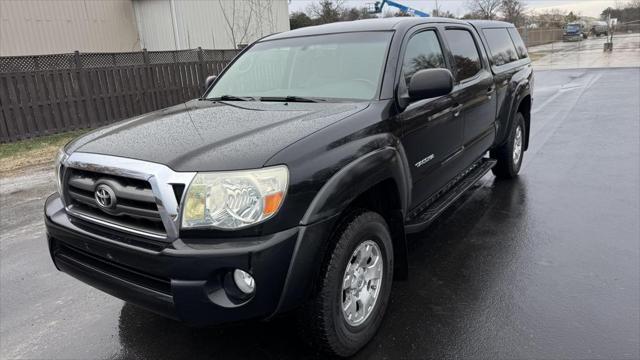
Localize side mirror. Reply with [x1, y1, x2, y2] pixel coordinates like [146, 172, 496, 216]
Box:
[204, 75, 217, 89]
[408, 68, 454, 102]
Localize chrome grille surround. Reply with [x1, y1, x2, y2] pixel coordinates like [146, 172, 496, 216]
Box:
[60, 152, 196, 241]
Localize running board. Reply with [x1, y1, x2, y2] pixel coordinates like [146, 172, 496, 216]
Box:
[404, 158, 496, 234]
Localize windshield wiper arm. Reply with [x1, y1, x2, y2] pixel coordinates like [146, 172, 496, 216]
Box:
[260, 96, 326, 103]
[206, 95, 258, 102]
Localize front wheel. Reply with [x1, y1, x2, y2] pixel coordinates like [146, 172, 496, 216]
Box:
[491, 112, 526, 179]
[298, 211, 394, 357]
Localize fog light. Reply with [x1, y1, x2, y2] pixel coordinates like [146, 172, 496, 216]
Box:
[233, 269, 255, 294]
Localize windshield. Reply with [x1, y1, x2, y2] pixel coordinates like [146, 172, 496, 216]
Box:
[207, 32, 393, 101]
[566, 24, 580, 31]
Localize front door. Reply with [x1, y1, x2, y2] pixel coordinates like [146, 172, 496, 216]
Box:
[396, 27, 465, 209]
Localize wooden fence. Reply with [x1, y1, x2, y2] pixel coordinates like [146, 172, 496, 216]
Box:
[517, 28, 564, 47]
[0, 48, 239, 143]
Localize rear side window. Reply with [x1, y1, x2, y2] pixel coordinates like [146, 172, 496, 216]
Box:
[443, 29, 482, 82]
[483, 28, 519, 66]
[507, 28, 528, 59]
[402, 30, 446, 88]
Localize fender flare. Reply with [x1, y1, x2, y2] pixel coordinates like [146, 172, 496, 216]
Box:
[300, 146, 412, 226]
[503, 81, 532, 148]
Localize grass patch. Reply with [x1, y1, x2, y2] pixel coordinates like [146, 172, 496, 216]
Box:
[0, 130, 88, 177]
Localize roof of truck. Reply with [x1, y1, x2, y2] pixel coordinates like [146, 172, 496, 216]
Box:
[466, 20, 516, 28]
[263, 17, 469, 41]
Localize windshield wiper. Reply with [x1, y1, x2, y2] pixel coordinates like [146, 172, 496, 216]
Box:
[260, 96, 327, 103]
[205, 95, 258, 102]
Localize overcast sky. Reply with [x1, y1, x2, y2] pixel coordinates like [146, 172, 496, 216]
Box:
[287, 0, 623, 18]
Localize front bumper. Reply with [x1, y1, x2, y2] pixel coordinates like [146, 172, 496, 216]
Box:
[45, 193, 329, 326]
[563, 34, 583, 41]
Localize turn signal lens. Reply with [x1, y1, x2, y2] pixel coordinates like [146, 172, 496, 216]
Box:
[263, 192, 284, 216]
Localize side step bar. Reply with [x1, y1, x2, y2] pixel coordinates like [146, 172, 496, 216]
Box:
[404, 158, 497, 234]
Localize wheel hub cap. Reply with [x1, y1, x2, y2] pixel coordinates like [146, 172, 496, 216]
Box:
[341, 240, 383, 327]
[513, 125, 523, 165]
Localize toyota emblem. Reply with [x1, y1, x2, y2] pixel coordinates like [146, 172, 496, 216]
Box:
[95, 184, 116, 209]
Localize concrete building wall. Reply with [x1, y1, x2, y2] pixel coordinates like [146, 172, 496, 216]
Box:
[0, 0, 141, 56]
[133, 0, 290, 50]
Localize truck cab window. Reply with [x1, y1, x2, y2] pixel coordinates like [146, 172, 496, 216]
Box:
[402, 30, 445, 88]
[444, 29, 482, 82]
[508, 28, 528, 59]
[483, 28, 520, 66]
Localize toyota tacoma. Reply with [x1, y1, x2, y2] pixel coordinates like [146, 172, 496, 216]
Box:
[45, 18, 533, 356]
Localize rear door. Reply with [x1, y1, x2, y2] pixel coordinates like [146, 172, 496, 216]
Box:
[442, 26, 497, 165]
[480, 27, 530, 146]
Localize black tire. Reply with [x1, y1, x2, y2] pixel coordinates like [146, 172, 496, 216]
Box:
[298, 210, 394, 357]
[491, 112, 526, 179]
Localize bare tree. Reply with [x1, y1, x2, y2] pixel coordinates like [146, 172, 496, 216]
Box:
[248, 0, 278, 36]
[466, 0, 501, 19]
[219, 0, 256, 49]
[501, 0, 526, 26]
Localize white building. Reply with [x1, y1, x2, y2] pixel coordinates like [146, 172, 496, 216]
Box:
[0, 0, 290, 56]
[134, 0, 290, 50]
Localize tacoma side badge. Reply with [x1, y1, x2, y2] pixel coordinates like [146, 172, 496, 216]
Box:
[415, 154, 434, 168]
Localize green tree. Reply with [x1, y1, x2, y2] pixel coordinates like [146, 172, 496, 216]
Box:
[341, 7, 376, 21]
[601, 1, 640, 22]
[565, 11, 579, 23]
[290, 11, 314, 29]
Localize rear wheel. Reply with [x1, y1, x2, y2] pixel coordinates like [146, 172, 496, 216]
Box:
[491, 112, 525, 179]
[298, 211, 393, 357]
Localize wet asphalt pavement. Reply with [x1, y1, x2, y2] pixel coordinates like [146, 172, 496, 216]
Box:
[1, 67, 639, 359]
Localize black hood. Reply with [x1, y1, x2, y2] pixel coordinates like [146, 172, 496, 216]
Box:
[66, 100, 368, 171]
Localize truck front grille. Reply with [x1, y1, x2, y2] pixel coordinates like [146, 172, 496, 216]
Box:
[59, 152, 196, 243]
[64, 168, 167, 239]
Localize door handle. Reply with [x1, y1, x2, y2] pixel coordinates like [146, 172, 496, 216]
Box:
[452, 104, 463, 117]
[487, 86, 495, 99]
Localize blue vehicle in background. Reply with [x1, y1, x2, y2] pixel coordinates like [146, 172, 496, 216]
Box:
[563, 22, 588, 41]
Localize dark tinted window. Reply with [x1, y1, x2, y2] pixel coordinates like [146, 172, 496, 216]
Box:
[507, 28, 528, 59]
[444, 29, 482, 81]
[402, 31, 445, 87]
[483, 28, 519, 66]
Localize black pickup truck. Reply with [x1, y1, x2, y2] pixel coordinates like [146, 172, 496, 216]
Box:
[45, 18, 532, 356]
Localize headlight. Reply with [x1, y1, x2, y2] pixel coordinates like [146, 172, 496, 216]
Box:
[53, 149, 67, 195]
[181, 166, 288, 229]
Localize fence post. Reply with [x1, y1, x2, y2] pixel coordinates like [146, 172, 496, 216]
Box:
[142, 48, 149, 65]
[197, 46, 205, 88]
[71, 50, 85, 130]
[73, 50, 81, 69]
